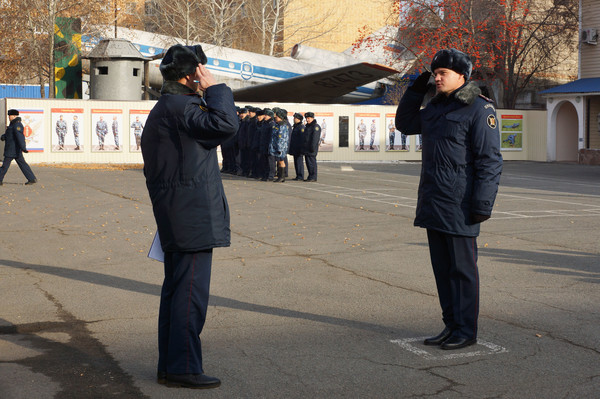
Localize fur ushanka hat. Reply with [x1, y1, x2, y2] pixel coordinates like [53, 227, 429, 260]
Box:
[431, 49, 472, 80]
[159, 44, 208, 81]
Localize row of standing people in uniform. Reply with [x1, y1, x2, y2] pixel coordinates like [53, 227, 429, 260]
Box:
[220, 106, 322, 183]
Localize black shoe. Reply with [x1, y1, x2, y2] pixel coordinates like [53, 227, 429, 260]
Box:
[423, 327, 453, 346]
[304, 178, 317, 182]
[440, 336, 477, 350]
[293, 177, 302, 181]
[157, 371, 167, 385]
[25, 179, 37, 185]
[165, 373, 221, 389]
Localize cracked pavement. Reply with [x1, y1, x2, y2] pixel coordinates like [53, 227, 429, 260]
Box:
[0, 161, 599, 398]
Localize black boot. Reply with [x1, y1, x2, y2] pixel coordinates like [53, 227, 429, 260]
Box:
[274, 166, 285, 182]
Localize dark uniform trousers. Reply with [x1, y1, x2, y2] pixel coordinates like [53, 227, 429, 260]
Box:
[305, 155, 317, 180]
[158, 250, 213, 375]
[426, 229, 479, 340]
[0, 154, 36, 183]
[293, 155, 304, 179]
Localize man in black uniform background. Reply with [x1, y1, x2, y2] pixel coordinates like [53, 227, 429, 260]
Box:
[303, 112, 321, 182]
[395, 49, 502, 350]
[0, 109, 37, 185]
[288, 112, 305, 180]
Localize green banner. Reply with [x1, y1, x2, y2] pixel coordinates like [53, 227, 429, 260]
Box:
[54, 17, 82, 99]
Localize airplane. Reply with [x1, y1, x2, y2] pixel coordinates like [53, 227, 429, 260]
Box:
[82, 26, 412, 104]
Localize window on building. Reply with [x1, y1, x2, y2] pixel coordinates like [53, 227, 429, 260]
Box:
[339, 116, 349, 147]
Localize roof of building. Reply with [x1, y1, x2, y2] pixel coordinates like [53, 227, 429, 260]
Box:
[86, 38, 148, 60]
[540, 78, 600, 95]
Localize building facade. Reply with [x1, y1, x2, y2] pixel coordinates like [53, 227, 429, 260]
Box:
[542, 0, 600, 163]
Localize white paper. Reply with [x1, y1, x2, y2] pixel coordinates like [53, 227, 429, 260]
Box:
[148, 230, 164, 262]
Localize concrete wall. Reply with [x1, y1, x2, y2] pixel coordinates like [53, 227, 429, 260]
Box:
[2, 98, 548, 164]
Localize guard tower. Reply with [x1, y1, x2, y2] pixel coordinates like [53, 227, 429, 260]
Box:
[87, 38, 148, 100]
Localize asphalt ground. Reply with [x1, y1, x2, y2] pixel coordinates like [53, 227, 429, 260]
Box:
[0, 161, 598, 399]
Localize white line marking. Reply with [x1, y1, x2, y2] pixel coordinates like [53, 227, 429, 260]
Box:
[390, 337, 508, 360]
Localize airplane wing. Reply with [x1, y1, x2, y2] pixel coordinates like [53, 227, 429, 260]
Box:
[232, 62, 400, 104]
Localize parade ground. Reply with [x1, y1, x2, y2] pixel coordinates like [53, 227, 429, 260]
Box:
[0, 161, 598, 399]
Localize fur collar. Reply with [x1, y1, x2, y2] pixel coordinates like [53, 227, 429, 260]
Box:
[160, 81, 197, 96]
[430, 82, 481, 105]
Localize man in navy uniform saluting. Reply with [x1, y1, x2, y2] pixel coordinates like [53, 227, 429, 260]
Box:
[395, 49, 502, 350]
[141, 44, 238, 388]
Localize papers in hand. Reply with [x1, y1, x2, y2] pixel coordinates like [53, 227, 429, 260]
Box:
[148, 230, 164, 262]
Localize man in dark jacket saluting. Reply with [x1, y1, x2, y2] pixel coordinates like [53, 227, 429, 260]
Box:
[0, 109, 37, 185]
[395, 49, 502, 350]
[141, 44, 238, 389]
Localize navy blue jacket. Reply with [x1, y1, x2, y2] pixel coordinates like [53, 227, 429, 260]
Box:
[288, 122, 305, 156]
[258, 118, 275, 155]
[395, 83, 503, 237]
[303, 120, 321, 156]
[141, 81, 239, 252]
[2, 117, 27, 158]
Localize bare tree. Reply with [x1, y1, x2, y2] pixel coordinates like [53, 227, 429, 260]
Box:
[1, 0, 113, 97]
[245, 0, 340, 56]
[146, 0, 245, 47]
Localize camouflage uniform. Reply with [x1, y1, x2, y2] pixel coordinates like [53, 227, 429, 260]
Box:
[96, 118, 108, 150]
[131, 119, 144, 150]
[112, 118, 120, 149]
[56, 118, 67, 149]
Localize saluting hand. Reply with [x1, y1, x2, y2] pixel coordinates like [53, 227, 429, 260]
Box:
[194, 64, 217, 91]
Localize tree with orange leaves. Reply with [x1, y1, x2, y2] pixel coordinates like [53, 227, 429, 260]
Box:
[360, 0, 578, 108]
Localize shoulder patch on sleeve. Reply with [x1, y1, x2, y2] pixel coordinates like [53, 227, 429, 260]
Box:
[487, 114, 497, 129]
[16, 126, 22, 132]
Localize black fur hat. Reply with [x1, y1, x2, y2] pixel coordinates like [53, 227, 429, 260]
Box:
[275, 108, 288, 120]
[160, 44, 207, 81]
[7, 109, 19, 116]
[293, 112, 303, 120]
[431, 49, 472, 80]
[305, 112, 315, 118]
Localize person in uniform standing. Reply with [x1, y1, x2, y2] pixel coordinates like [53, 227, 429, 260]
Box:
[56, 115, 67, 150]
[0, 109, 37, 185]
[357, 119, 367, 150]
[270, 108, 290, 182]
[395, 48, 502, 350]
[72, 115, 81, 151]
[259, 109, 275, 181]
[112, 116, 120, 150]
[131, 116, 144, 151]
[141, 44, 238, 389]
[96, 116, 108, 150]
[288, 112, 305, 180]
[388, 120, 395, 150]
[369, 119, 377, 150]
[303, 112, 320, 182]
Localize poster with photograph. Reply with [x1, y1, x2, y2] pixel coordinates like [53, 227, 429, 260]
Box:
[500, 114, 523, 151]
[51, 108, 84, 151]
[91, 109, 123, 152]
[385, 114, 409, 151]
[354, 113, 380, 151]
[129, 109, 150, 152]
[15, 109, 44, 152]
[315, 112, 334, 152]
